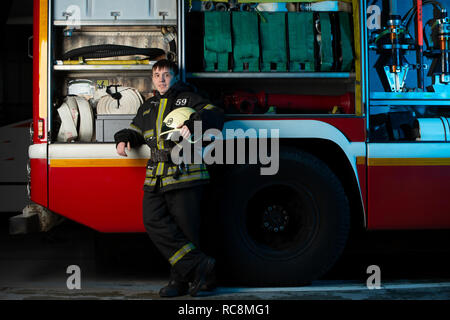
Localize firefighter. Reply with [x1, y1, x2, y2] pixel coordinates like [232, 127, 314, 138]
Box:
[114, 59, 224, 297]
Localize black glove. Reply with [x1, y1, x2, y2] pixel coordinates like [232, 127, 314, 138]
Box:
[114, 129, 131, 148]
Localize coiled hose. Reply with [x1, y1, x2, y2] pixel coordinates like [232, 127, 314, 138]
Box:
[63, 44, 166, 60]
[96, 86, 143, 115]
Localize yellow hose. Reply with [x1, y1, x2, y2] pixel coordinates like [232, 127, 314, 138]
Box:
[62, 59, 151, 65]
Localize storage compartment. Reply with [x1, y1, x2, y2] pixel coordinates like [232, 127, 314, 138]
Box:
[366, 0, 450, 93]
[369, 103, 450, 142]
[49, 0, 178, 144]
[186, 5, 354, 73]
[95, 114, 135, 142]
[50, 70, 154, 143]
[188, 77, 355, 115]
[53, 0, 177, 25]
[183, 1, 359, 116]
[366, 0, 450, 142]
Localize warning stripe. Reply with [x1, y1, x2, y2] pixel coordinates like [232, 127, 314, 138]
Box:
[38, 0, 48, 120]
[50, 159, 147, 167]
[368, 158, 450, 166]
[356, 156, 365, 165]
[168, 243, 196, 266]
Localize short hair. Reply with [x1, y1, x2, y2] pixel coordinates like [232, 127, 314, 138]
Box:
[152, 59, 179, 76]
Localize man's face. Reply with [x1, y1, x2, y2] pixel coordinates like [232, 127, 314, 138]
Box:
[152, 66, 177, 95]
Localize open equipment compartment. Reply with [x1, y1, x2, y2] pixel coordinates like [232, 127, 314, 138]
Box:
[182, 1, 359, 117]
[49, 0, 178, 143]
[366, 0, 450, 142]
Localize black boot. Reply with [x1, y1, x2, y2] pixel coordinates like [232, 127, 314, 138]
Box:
[189, 257, 216, 297]
[159, 279, 189, 298]
[202, 269, 217, 291]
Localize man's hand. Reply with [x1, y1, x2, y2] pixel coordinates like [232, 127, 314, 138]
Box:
[178, 125, 191, 140]
[116, 141, 131, 157]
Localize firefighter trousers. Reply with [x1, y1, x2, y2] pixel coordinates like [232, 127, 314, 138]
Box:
[142, 182, 206, 282]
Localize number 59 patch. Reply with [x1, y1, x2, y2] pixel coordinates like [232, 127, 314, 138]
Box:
[175, 98, 188, 106]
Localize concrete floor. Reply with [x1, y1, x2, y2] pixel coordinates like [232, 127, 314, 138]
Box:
[1, 213, 450, 300]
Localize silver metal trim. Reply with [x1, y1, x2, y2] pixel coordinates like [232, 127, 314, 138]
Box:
[362, 0, 369, 132]
[48, 0, 53, 144]
[361, 0, 369, 229]
[370, 91, 450, 101]
[370, 100, 450, 106]
[53, 19, 177, 26]
[179, 0, 185, 82]
[187, 72, 356, 79]
[54, 64, 155, 71]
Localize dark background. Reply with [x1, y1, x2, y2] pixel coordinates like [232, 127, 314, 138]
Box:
[0, 0, 33, 127]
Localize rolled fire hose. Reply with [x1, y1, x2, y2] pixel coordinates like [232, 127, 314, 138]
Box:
[57, 96, 94, 142]
[57, 96, 78, 142]
[256, 3, 286, 12]
[96, 87, 143, 115]
[201, 1, 214, 11]
[74, 96, 94, 142]
[415, 117, 450, 141]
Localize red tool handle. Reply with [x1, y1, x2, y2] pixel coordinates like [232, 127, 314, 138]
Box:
[225, 91, 355, 114]
[264, 92, 354, 114]
[417, 0, 423, 47]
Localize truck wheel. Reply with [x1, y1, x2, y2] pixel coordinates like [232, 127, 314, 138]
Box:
[216, 147, 350, 286]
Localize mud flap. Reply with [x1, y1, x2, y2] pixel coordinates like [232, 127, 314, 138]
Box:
[9, 204, 65, 235]
[9, 212, 40, 235]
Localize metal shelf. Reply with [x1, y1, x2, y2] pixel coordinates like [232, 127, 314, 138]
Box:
[187, 72, 355, 79]
[54, 64, 154, 71]
[370, 92, 450, 106]
[54, 19, 177, 26]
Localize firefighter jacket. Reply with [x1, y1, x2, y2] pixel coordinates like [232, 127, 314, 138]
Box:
[114, 81, 224, 192]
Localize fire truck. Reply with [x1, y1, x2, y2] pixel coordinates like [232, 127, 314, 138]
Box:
[14, 0, 450, 285]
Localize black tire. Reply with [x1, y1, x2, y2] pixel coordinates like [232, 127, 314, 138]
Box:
[215, 147, 350, 286]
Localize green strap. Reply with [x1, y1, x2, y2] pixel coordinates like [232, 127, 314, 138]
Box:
[319, 13, 333, 71]
[288, 12, 314, 71]
[204, 11, 232, 71]
[339, 12, 354, 71]
[259, 12, 287, 72]
[232, 12, 260, 72]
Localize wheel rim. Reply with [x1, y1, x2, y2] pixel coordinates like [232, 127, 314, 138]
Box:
[243, 183, 320, 260]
